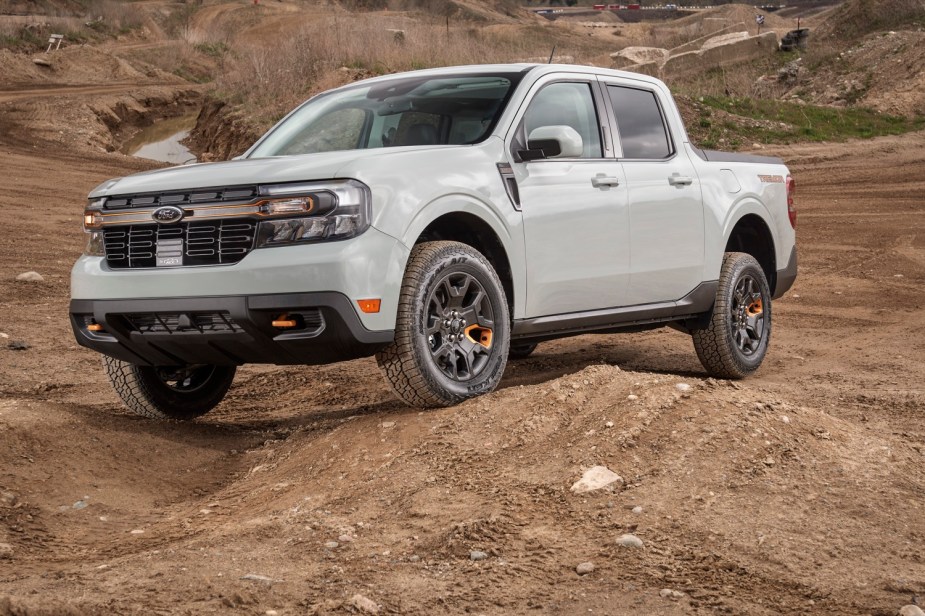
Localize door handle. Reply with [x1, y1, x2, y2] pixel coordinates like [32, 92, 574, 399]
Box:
[668, 175, 694, 186]
[591, 176, 621, 188]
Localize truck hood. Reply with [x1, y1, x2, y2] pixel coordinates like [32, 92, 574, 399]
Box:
[88, 148, 425, 198]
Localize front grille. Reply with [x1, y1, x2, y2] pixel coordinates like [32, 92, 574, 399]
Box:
[103, 220, 258, 269]
[104, 185, 258, 209]
[125, 312, 242, 334]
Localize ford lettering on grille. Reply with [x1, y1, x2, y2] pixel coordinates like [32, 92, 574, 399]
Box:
[152, 206, 185, 224]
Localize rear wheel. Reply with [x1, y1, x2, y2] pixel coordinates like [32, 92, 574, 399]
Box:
[692, 252, 771, 379]
[103, 356, 236, 420]
[377, 241, 510, 407]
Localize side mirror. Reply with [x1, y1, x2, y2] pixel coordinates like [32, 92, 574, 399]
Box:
[520, 125, 583, 161]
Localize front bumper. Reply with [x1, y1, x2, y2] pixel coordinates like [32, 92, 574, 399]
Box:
[70, 292, 393, 366]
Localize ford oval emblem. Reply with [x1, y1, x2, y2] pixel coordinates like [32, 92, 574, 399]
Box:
[152, 206, 184, 224]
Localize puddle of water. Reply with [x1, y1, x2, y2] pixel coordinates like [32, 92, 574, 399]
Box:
[121, 112, 199, 165]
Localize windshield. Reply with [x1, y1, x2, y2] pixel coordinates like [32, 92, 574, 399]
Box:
[248, 72, 522, 158]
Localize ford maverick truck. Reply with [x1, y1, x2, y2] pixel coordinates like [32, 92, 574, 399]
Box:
[71, 64, 797, 420]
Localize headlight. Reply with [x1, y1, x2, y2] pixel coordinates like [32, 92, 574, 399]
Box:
[255, 179, 370, 248]
[83, 198, 105, 255]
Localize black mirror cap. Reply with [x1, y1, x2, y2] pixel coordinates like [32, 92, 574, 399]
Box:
[518, 138, 562, 162]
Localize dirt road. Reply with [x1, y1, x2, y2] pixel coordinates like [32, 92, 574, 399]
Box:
[0, 82, 923, 614]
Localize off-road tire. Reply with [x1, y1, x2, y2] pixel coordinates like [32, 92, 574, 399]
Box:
[376, 241, 510, 408]
[692, 252, 772, 379]
[103, 356, 236, 420]
[509, 342, 538, 359]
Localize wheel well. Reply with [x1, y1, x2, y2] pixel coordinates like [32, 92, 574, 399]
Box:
[416, 213, 514, 312]
[726, 214, 777, 291]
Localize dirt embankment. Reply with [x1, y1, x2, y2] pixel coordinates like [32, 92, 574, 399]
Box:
[189, 98, 263, 162]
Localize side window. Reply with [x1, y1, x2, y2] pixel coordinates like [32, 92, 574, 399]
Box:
[608, 86, 672, 159]
[523, 82, 602, 159]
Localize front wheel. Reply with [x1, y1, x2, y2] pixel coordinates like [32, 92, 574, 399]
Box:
[103, 357, 236, 420]
[376, 241, 510, 407]
[692, 252, 772, 379]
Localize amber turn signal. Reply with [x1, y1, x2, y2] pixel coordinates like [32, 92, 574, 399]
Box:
[87, 322, 104, 332]
[272, 314, 298, 328]
[356, 299, 381, 314]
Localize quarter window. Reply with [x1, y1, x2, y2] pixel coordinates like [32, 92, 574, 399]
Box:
[608, 86, 672, 159]
[523, 82, 602, 159]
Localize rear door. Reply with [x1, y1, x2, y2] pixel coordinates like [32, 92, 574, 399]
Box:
[599, 79, 705, 305]
[508, 75, 630, 317]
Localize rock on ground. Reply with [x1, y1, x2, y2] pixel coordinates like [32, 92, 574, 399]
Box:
[570, 466, 623, 494]
[616, 534, 644, 548]
[469, 550, 488, 561]
[349, 594, 379, 614]
[899, 606, 925, 616]
[15, 271, 44, 282]
[576, 562, 595, 575]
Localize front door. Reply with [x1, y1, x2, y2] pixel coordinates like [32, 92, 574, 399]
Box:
[511, 78, 631, 317]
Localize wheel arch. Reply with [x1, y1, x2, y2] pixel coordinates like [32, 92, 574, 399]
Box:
[724, 212, 777, 293]
[411, 211, 515, 316]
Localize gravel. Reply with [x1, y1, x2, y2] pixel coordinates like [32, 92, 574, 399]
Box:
[469, 550, 488, 561]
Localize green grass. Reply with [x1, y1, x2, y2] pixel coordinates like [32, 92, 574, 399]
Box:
[699, 96, 925, 146]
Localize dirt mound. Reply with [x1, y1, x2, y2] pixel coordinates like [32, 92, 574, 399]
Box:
[816, 0, 925, 39]
[0, 44, 182, 88]
[780, 30, 925, 116]
[672, 3, 792, 33]
[1, 358, 923, 613]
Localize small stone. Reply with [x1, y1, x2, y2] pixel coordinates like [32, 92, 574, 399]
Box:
[676, 383, 692, 393]
[0, 492, 17, 507]
[324, 541, 339, 549]
[763, 457, 776, 466]
[660, 588, 685, 600]
[470, 550, 488, 561]
[241, 573, 273, 583]
[380, 421, 395, 428]
[72, 500, 88, 510]
[0, 543, 13, 559]
[0, 332, 8, 339]
[576, 561, 595, 575]
[627, 394, 638, 401]
[338, 534, 354, 543]
[616, 534, 644, 548]
[8, 341, 30, 351]
[129, 529, 144, 535]
[780, 415, 790, 424]
[32, 57, 51, 67]
[349, 594, 379, 614]
[15, 271, 44, 282]
[570, 466, 623, 494]
[408, 555, 420, 562]
[632, 506, 643, 514]
[899, 606, 925, 616]
[605, 421, 614, 428]
[265, 611, 279, 616]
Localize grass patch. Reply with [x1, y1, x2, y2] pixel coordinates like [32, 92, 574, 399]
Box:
[700, 96, 925, 144]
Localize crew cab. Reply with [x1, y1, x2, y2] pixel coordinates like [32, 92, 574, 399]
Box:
[71, 64, 797, 419]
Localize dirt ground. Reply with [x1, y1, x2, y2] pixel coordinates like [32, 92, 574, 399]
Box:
[1, 29, 925, 616]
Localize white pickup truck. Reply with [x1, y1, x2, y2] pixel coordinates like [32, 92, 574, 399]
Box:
[71, 64, 797, 420]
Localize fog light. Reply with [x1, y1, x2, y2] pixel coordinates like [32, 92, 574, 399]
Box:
[272, 313, 299, 329]
[87, 322, 104, 332]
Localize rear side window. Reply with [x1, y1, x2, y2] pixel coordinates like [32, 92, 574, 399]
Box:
[608, 86, 672, 159]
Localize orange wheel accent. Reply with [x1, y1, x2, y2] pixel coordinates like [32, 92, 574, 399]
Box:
[747, 298, 763, 316]
[464, 324, 493, 349]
